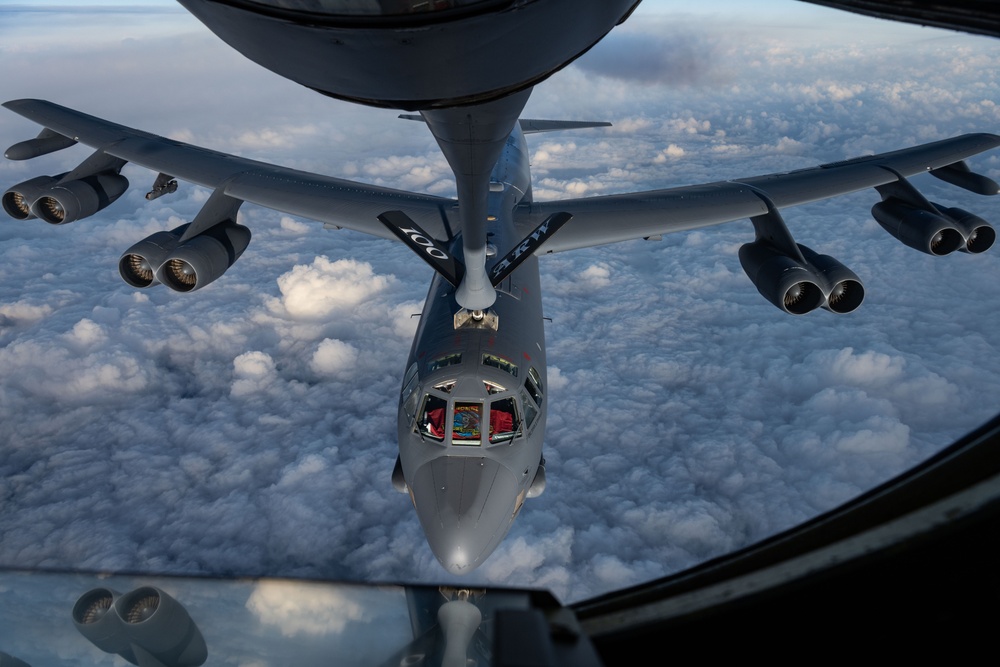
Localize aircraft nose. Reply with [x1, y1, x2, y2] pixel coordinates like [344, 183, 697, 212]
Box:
[410, 456, 520, 574]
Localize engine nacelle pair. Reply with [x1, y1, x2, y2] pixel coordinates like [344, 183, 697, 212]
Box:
[739, 241, 865, 315]
[119, 222, 251, 292]
[72, 587, 207, 667]
[872, 199, 995, 255]
[2, 172, 129, 224]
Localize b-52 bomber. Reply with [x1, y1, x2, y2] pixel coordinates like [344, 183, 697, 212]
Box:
[3, 0, 999, 574]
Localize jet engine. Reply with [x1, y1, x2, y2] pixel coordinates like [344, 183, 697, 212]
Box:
[2, 174, 63, 220]
[933, 205, 996, 253]
[797, 246, 866, 314]
[119, 221, 251, 292]
[871, 199, 966, 255]
[739, 241, 864, 315]
[73, 586, 207, 667]
[119, 226, 188, 288]
[28, 172, 130, 224]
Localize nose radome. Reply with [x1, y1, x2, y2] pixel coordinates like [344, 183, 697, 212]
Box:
[411, 455, 520, 574]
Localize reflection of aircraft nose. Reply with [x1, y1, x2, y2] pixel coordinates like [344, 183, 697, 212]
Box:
[411, 455, 519, 574]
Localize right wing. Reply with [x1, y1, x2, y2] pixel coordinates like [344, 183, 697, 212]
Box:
[514, 133, 999, 315]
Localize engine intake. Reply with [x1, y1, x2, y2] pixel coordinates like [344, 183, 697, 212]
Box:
[871, 199, 964, 255]
[797, 245, 865, 314]
[739, 242, 825, 315]
[154, 222, 252, 292]
[72, 588, 133, 659]
[73, 586, 207, 667]
[120, 222, 251, 292]
[933, 205, 996, 254]
[740, 241, 864, 315]
[2, 174, 64, 220]
[119, 226, 189, 288]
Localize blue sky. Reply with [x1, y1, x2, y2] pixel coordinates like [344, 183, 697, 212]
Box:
[1, 3, 1000, 661]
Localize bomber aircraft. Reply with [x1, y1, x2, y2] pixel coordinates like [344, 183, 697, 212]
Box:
[3, 0, 1000, 574]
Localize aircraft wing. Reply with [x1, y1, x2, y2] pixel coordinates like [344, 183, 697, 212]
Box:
[514, 133, 1000, 253]
[3, 98, 457, 242]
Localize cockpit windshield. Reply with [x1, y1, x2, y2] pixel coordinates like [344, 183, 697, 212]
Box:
[414, 388, 523, 445]
[489, 396, 519, 443]
[525, 366, 542, 407]
[418, 394, 447, 440]
[452, 402, 482, 442]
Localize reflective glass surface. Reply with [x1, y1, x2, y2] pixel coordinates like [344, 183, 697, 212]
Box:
[241, 0, 498, 17]
[0, 569, 544, 667]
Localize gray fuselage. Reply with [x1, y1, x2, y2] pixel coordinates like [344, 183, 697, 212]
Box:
[396, 125, 548, 574]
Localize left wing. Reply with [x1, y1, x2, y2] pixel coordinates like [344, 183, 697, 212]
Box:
[3, 99, 457, 243]
[514, 133, 1000, 253]
[3, 98, 461, 292]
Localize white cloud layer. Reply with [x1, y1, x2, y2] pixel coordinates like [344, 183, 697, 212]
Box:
[272, 257, 395, 320]
[246, 579, 373, 636]
[1, 1, 999, 623]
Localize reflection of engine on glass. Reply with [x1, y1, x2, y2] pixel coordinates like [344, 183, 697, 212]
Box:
[72, 587, 207, 667]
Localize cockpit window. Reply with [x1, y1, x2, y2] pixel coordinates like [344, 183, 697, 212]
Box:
[484, 380, 505, 395]
[418, 394, 447, 440]
[452, 402, 482, 444]
[520, 389, 538, 429]
[489, 397, 519, 443]
[525, 366, 543, 407]
[401, 363, 419, 420]
[402, 361, 418, 389]
[403, 387, 420, 422]
[428, 353, 462, 373]
[400, 362, 417, 403]
[483, 354, 517, 378]
[434, 379, 456, 393]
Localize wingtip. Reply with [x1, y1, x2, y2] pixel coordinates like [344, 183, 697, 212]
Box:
[3, 98, 49, 112]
